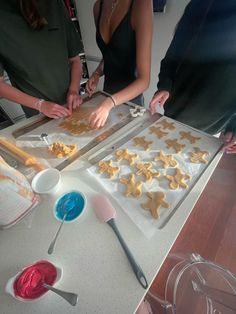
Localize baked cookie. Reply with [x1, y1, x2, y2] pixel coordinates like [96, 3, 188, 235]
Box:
[154, 150, 178, 168]
[189, 147, 209, 164]
[98, 160, 120, 179]
[120, 174, 143, 197]
[165, 139, 186, 153]
[48, 142, 77, 158]
[149, 126, 168, 139]
[179, 131, 200, 144]
[158, 118, 175, 130]
[135, 163, 160, 182]
[141, 191, 169, 219]
[165, 168, 191, 189]
[115, 149, 139, 165]
[133, 136, 153, 151]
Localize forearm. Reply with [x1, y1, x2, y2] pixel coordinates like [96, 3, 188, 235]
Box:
[93, 60, 104, 77]
[109, 75, 149, 106]
[68, 56, 82, 93]
[0, 79, 40, 110]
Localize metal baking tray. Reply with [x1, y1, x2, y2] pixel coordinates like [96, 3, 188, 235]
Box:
[10, 91, 137, 170]
[87, 115, 223, 236]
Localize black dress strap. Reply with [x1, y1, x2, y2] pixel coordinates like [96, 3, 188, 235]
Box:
[129, 0, 135, 12]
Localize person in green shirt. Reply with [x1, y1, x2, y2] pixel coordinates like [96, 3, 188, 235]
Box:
[0, 0, 83, 119]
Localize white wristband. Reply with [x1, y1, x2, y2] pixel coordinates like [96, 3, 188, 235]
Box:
[34, 99, 44, 112]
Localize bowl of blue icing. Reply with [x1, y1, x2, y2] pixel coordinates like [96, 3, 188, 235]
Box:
[54, 191, 86, 222]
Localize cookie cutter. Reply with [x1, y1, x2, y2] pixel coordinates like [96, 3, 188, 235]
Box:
[129, 106, 146, 118]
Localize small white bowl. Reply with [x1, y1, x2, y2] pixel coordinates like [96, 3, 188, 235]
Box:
[31, 168, 61, 194]
[5, 260, 62, 302]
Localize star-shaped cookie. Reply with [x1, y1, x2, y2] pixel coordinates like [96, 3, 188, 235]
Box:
[120, 174, 143, 197]
[154, 150, 178, 168]
[141, 191, 169, 219]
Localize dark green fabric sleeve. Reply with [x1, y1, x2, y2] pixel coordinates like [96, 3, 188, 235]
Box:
[59, 0, 83, 58]
[0, 60, 3, 77]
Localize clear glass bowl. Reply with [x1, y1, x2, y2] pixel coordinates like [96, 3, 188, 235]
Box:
[146, 253, 236, 314]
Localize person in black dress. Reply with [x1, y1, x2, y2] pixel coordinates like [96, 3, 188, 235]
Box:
[86, 0, 153, 128]
[149, 0, 236, 153]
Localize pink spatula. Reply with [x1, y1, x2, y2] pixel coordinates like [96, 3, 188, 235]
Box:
[92, 194, 148, 289]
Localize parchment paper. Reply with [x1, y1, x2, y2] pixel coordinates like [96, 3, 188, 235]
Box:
[88, 116, 223, 238]
[16, 94, 130, 168]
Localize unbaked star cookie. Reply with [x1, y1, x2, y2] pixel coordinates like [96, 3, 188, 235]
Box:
[133, 136, 153, 151]
[154, 150, 178, 168]
[149, 126, 168, 139]
[120, 174, 143, 197]
[189, 147, 209, 164]
[141, 191, 169, 219]
[179, 131, 200, 144]
[158, 118, 175, 130]
[165, 139, 186, 153]
[135, 163, 160, 182]
[165, 168, 191, 189]
[98, 160, 120, 179]
[115, 149, 139, 165]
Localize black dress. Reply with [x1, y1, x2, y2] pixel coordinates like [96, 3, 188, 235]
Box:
[96, 0, 143, 105]
[158, 0, 236, 134]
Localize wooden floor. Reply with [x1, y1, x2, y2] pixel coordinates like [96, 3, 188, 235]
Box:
[149, 153, 236, 299]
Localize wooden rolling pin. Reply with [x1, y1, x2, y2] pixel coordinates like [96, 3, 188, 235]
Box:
[0, 137, 45, 171]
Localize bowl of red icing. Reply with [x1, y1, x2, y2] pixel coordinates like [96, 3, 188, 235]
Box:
[5, 260, 62, 301]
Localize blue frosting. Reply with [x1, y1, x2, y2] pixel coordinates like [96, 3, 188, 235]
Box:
[54, 191, 85, 222]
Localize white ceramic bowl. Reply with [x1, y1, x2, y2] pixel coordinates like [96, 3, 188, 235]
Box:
[5, 260, 62, 302]
[31, 168, 61, 194]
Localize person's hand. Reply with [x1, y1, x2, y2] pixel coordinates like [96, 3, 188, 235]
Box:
[86, 72, 100, 97]
[149, 90, 170, 115]
[88, 97, 114, 128]
[220, 131, 236, 154]
[40, 101, 71, 119]
[67, 90, 83, 112]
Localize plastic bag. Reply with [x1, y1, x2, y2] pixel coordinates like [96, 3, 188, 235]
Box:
[0, 156, 39, 229]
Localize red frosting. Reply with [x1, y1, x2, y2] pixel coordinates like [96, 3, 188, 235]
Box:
[13, 260, 57, 300]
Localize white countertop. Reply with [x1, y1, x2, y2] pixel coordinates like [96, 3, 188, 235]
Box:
[0, 114, 222, 314]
